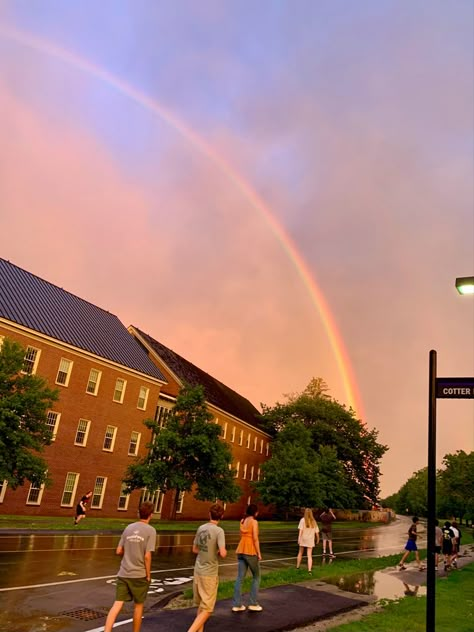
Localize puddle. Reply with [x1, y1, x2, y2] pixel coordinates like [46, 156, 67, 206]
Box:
[323, 569, 427, 601]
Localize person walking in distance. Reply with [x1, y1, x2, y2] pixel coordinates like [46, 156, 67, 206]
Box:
[434, 519, 443, 571]
[450, 521, 461, 568]
[398, 516, 424, 571]
[296, 508, 320, 573]
[104, 502, 156, 632]
[232, 504, 263, 612]
[74, 491, 92, 525]
[187, 503, 227, 632]
[320, 507, 336, 558]
[441, 521, 456, 570]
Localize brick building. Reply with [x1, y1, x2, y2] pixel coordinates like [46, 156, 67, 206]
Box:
[130, 327, 271, 520]
[0, 259, 271, 519]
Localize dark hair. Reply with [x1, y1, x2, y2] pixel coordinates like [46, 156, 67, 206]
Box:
[245, 504, 258, 518]
[139, 501, 155, 519]
[444, 521, 451, 528]
[412, 516, 419, 523]
[435, 519, 439, 526]
[209, 503, 225, 521]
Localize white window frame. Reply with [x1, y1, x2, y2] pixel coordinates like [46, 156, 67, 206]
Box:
[86, 368, 102, 395]
[22, 346, 41, 375]
[230, 426, 235, 443]
[61, 472, 79, 507]
[91, 476, 107, 509]
[137, 386, 149, 410]
[26, 481, 45, 505]
[0, 335, 4, 350]
[141, 488, 164, 513]
[235, 461, 240, 478]
[242, 463, 247, 480]
[46, 411, 61, 440]
[239, 429, 243, 446]
[260, 439, 264, 454]
[222, 422, 228, 439]
[117, 484, 130, 511]
[253, 436, 257, 451]
[266, 442, 270, 456]
[74, 419, 91, 446]
[128, 431, 141, 456]
[257, 467, 261, 481]
[156, 405, 172, 428]
[103, 425, 117, 452]
[56, 357, 73, 386]
[0, 480, 7, 503]
[176, 491, 185, 514]
[113, 378, 127, 403]
[247, 495, 252, 505]
[250, 465, 254, 481]
[246, 433, 251, 448]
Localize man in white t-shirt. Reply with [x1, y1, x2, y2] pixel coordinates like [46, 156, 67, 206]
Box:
[104, 501, 156, 632]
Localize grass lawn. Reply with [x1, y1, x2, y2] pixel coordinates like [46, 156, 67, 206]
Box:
[329, 563, 474, 631]
[0, 514, 384, 532]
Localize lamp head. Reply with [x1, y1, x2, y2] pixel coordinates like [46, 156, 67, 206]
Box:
[455, 276, 474, 295]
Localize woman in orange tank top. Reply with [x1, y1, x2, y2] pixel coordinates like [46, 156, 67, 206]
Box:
[232, 504, 263, 612]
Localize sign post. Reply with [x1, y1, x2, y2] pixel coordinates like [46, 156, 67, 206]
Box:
[426, 353, 474, 632]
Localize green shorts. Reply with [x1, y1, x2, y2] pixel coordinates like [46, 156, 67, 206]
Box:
[116, 576, 150, 604]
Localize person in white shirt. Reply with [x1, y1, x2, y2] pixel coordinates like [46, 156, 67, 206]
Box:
[296, 508, 320, 573]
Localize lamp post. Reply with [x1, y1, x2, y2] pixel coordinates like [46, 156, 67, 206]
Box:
[455, 276, 474, 294]
[426, 277, 474, 631]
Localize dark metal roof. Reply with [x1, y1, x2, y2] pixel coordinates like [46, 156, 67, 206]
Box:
[134, 327, 263, 429]
[0, 259, 166, 382]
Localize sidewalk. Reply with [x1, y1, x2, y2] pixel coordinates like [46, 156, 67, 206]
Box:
[137, 582, 372, 632]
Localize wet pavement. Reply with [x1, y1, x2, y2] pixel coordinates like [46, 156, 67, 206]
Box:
[1, 515, 468, 632]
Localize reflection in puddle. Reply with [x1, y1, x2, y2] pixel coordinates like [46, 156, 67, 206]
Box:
[323, 570, 427, 601]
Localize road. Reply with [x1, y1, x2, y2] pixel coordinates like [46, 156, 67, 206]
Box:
[0, 517, 416, 632]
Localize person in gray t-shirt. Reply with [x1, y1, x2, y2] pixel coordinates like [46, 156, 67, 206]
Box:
[188, 503, 226, 632]
[104, 502, 156, 632]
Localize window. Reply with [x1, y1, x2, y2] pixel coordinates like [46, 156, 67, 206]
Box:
[260, 439, 264, 454]
[253, 436, 257, 451]
[141, 489, 164, 513]
[242, 463, 247, 480]
[46, 411, 60, 440]
[250, 465, 254, 481]
[118, 484, 130, 510]
[128, 431, 141, 456]
[75, 419, 91, 446]
[26, 482, 45, 505]
[86, 368, 101, 395]
[235, 461, 240, 478]
[266, 443, 270, 457]
[156, 405, 172, 428]
[0, 480, 7, 503]
[257, 467, 261, 481]
[137, 386, 149, 410]
[222, 422, 228, 439]
[176, 491, 185, 514]
[103, 425, 117, 452]
[61, 472, 79, 506]
[239, 430, 243, 446]
[113, 378, 127, 403]
[230, 426, 235, 443]
[91, 476, 107, 508]
[0, 335, 4, 350]
[246, 433, 251, 448]
[56, 358, 73, 386]
[247, 496, 252, 505]
[23, 346, 40, 375]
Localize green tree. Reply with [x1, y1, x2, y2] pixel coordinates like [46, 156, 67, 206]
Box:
[260, 378, 387, 505]
[123, 384, 241, 519]
[0, 338, 59, 488]
[438, 451, 474, 523]
[394, 468, 428, 517]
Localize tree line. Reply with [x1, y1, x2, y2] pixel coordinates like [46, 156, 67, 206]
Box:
[1, 340, 388, 517]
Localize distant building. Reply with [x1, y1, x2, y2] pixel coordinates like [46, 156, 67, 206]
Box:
[0, 259, 271, 519]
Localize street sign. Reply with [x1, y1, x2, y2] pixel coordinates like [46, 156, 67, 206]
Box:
[436, 377, 474, 398]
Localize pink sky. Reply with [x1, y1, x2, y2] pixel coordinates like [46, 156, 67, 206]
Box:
[0, 2, 473, 497]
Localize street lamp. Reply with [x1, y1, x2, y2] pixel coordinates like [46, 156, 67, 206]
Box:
[455, 276, 474, 294]
[426, 277, 474, 632]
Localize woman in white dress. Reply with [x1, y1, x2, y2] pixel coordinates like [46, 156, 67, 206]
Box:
[296, 508, 320, 573]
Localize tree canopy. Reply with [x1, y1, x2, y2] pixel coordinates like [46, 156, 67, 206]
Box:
[259, 378, 387, 506]
[123, 384, 241, 518]
[0, 338, 59, 488]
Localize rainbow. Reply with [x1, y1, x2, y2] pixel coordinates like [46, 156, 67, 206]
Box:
[0, 23, 363, 416]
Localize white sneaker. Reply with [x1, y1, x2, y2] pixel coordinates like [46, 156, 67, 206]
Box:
[248, 604, 263, 612]
[232, 605, 246, 612]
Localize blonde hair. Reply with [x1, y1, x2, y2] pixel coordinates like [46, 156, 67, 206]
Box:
[304, 508, 316, 529]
